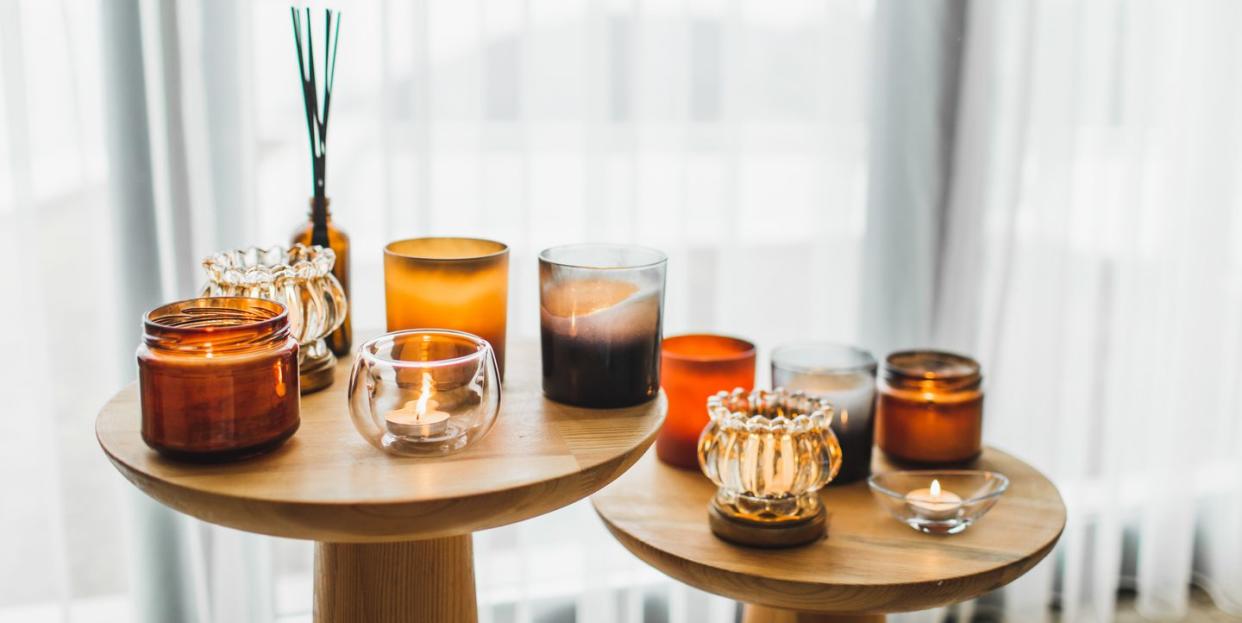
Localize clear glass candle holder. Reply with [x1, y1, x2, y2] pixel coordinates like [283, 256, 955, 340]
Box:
[539, 244, 667, 408]
[202, 244, 347, 394]
[771, 343, 877, 484]
[868, 470, 1009, 535]
[348, 330, 501, 456]
[698, 389, 843, 525]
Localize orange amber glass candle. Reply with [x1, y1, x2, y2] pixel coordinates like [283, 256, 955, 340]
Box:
[137, 297, 300, 461]
[384, 238, 510, 379]
[657, 335, 756, 469]
[875, 350, 983, 465]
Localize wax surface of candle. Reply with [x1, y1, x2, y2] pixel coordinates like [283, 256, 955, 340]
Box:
[904, 479, 963, 520]
[386, 373, 450, 437]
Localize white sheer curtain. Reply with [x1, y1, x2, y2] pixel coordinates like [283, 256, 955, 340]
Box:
[2, 0, 1240, 622]
[1, 0, 868, 621]
[938, 1, 1242, 621]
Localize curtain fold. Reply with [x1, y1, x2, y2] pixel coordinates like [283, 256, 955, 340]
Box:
[860, 0, 965, 357]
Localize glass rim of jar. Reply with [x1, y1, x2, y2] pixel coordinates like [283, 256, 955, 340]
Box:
[883, 349, 981, 382]
[359, 329, 493, 370]
[538, 243, 667, 271]
[143, 297, 290, 349]
[867, 470, 1009, 504]
[662, 334, 756, 363]
[384, 237, 509, 262]
[771, 342, 877, 375]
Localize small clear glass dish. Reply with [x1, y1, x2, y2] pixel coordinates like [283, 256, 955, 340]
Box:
[867, 470, 1009, 535]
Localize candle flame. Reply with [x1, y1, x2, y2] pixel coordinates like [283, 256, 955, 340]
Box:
[930, 479, 942, 497]
[415, 372, 434, 422]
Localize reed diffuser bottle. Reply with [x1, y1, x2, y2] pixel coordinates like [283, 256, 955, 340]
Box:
[289, 7, 351, 356]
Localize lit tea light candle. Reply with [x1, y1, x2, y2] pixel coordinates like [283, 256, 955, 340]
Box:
[385, 373, 450, 437]
[904, 479, 962, 520]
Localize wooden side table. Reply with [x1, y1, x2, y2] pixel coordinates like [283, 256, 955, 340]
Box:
[97, 341, 665, 623]
[592, 448, 1065, 622]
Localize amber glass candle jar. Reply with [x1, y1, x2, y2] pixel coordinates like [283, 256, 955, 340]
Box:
[657, 335, 755, 469]
[875, 350, 983, 465]
[137, 297, 300, 461]
[385, 238, 509, 379]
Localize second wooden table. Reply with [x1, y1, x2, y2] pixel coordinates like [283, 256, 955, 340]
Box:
[593, 448, 1065, 622]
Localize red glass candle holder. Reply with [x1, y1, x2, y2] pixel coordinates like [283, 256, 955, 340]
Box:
[875, 350, 983, 465]
[657, 334, 756, 469]
[137, 297, 300, 462]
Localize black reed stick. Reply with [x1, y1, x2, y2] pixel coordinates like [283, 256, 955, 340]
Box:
[291, 7, 341, 248]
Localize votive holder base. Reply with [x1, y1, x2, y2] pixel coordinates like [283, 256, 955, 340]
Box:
[300, 340, 337, 394]
[707, 500, 826, 548]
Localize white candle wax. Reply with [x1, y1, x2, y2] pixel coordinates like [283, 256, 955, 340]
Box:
[780, 372, 874, 429]
[385, 372, 450, 438]
[904, 479, 963, 520]
[386, 400, 449, 437]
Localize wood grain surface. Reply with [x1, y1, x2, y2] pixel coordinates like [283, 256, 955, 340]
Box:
[314, 536, 476, 623]
[592, 448, 1065, 615]
[97, 340, 666, 542]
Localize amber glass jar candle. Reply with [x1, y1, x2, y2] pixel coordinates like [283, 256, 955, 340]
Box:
[657, 335, 755, 469]
[384, 238, 509, 379]
[875, 350, 983, 465]
[138, 297, 300, 461]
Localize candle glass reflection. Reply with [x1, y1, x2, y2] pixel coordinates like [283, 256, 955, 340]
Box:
[384, 238, 509, 379]
[348, 329, 501, 456]
[539, 244, 667, 408]
[657, 335, 756, 469]
[138, 297, 300, 461]
[875, 350, 984, 465]
[771, 343, 877, 485]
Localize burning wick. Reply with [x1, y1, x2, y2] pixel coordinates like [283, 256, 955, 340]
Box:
[385, 372, 450, 438]
[904, 478, 963, 521]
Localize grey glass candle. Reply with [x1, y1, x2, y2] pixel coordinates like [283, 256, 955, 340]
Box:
[771, 343, 878, 484]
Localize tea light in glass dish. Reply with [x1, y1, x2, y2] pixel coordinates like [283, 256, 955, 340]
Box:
[868, 470, 1008, 535]
[904, 479, 962, 520]
[384, 374, 451, 437]
[349, 329, 501, 456]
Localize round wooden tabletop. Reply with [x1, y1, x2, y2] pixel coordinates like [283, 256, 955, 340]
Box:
[97, 340, 665, 543]
[592, 447, 1065, 615]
